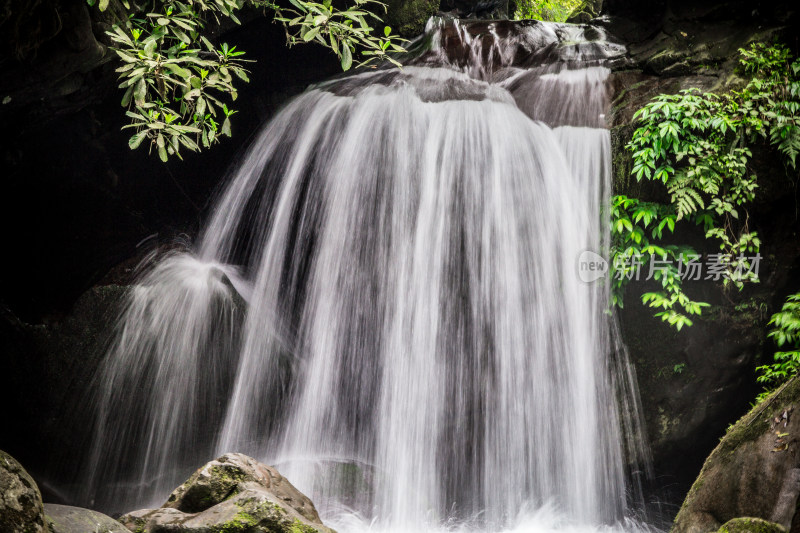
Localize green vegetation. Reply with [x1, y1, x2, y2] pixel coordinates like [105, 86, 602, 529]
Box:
[513, 0, 581, 22]
[755, 293, 800, 400]
[611, 42, 800, 329]
[87, 0, 405, 161]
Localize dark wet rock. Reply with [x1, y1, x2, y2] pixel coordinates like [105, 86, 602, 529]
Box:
[0, 450, 49, 533]
[1, 284, 128, 492]
[673, 378, 800, 533]
[386, 0, 441, 37]
[44, 503, 127, 533]
[119, 453, 334, 533]
[439, 0, 509, 19]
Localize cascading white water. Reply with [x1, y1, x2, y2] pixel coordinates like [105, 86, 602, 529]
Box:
[85, 18, 655, 532]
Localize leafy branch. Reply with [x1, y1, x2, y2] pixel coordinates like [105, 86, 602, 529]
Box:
[88, 0, 406, 161]
[610, 195, 708, 330]
[274, 0, 405, 70]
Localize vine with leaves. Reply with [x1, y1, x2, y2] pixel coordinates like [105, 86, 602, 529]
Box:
[611, 42, 800, 330]
[87, 0, 405, 161]
[755, 294, 800, 401]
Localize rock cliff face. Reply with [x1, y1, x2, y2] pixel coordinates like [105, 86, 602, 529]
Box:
[601, 0, 800, 500]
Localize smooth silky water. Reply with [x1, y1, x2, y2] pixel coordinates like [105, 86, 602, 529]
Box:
[84, 17, 659, 533]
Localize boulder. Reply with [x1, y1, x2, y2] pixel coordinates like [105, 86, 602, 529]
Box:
[718, 518, 786, 533]
[0, 450, 49, 533]
[119, 453, 335, 533]
[673, 377, 800, 533]
[44, 504, 127, 533]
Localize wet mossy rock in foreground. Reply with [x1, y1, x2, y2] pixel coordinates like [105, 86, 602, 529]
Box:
[120, 453, 335, 533]
[0, 450, 49, 533]
[673, 377, 800, 533]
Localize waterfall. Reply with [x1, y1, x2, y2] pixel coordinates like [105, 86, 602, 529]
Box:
[85, 18, 654, 532]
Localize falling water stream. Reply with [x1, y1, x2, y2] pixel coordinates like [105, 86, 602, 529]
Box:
[86, 18, 655, 533]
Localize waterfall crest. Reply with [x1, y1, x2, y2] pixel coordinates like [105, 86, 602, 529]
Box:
[85, 18, 653, 532]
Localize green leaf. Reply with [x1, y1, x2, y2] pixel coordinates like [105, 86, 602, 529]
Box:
[157, 133, 168, 162]
[341, 44, 352, 71]
[128, 131, 147, 149]
[163, 63, 192, 79]
[121, 85, 135, 107]
[144, 39, 158, 58]
[303, 26, 321, 42]
[134, 79, 147, 106]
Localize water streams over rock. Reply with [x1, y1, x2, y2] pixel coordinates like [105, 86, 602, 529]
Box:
[84, 18, 652, 533]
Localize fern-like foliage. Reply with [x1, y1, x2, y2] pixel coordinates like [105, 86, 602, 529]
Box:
[755, 294, 800, 401]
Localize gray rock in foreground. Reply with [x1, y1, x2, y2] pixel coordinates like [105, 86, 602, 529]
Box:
[673, 377, 800, 533]
[45, 504, 127, 533]
[0, 450, 49, 533]
[119, 453, 335, 533]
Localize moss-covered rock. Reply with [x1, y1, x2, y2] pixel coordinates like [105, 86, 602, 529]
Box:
[119, 453, 335, 533]
[567, 0, 603, 23]
[718, 518, 786, 533]
[672, 378, 800, 533]
[0, 450, 49, 533]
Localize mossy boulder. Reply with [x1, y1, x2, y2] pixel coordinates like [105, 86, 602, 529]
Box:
[672, 378, 800, 533]
[718, 518, 786, 533]
[567, 0, 603, 23]
[119, 453, 334, 533]
[0, 450, 49, 533]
